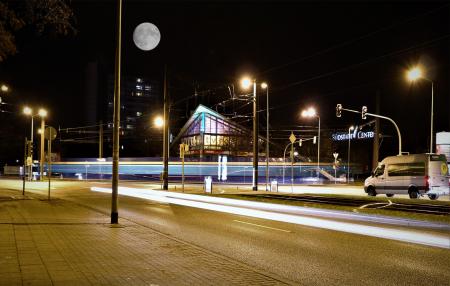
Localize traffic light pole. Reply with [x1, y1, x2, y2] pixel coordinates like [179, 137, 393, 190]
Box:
[338, 105, 402, 155]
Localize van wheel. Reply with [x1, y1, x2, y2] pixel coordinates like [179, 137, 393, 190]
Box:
[367, 186, 377, 197]
[428, 194, 438, 200]
[409, 188, 419, 199]
[386, 194, 394, 198]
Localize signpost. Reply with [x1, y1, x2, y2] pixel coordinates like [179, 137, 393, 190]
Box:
[179, 143, 189, 192]
[44, 126, 57, 200]
[289, 133, 296, 192]
[333, 152, 339, 184]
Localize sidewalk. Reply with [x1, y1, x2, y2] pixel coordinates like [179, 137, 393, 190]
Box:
[0, 188, 291, 286]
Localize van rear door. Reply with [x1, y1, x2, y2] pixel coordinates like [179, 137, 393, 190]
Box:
[429, 154, 449, 193]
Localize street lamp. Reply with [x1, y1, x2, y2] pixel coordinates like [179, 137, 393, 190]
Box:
[153, 116, 164, 128]
[406, 66, 434, 153]
[347, 125, 355, 183]
[241, 76, 259, 191]
[301, 107, 320, 180]
[1, 84, 8, 92]
[261, 82, 269, 191]
[23, 107, 47, 181]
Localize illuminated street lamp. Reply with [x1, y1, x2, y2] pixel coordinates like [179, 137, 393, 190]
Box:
[153, 116, 164, 128]
[261, 82, 269, 191]
[23, 107, 47, 181]
[347, 125, 355, 183]
[241, 76, 258, 191]
[406, 66, 434, 153]
[301, 107, 320, 180]
[1, 84, 9, 92]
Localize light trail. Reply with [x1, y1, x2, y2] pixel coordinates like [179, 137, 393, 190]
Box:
[91, 186, 450, 249]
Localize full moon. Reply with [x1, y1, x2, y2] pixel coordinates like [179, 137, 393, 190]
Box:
[133, 22, 160, 51]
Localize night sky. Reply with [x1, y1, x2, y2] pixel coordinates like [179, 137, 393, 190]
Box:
[1, 0, 449, 162]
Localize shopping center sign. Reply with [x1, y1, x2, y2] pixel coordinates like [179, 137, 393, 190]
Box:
[332, 130, 374, 141]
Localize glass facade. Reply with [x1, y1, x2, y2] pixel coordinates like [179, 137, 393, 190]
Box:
[176, 105, 263, 157]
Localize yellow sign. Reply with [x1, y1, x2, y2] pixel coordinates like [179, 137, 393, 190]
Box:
[441, 163, 448, 176]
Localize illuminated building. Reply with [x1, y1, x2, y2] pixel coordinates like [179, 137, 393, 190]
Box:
[173, 105, 264, 158]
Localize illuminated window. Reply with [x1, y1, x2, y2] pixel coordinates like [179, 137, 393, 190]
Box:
[144, 85, 151, 90]
[136, 92, 142, 96]
[136, 112, 142, 117]
[137, 78, 142, 83]
[136, 85, 143, 90]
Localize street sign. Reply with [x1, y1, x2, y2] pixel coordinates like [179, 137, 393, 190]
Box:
[289, 133, 296, 144]
[26, 156, 32, 166]
[333, 152, 339, 159]
[44, 126, 57, 141]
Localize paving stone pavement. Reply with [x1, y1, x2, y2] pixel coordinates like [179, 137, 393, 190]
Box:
[0, 189, 292, 286]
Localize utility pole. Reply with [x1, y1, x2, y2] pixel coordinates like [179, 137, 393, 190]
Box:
[99, 120, 103, 158]
[111, 0, 122, 224]
[372, 91, 380, 170]
[252, 80, 258, 191]
[39, 118, 45, 180]
[23, 137, 27, 195]
[163, 65, 169, 190]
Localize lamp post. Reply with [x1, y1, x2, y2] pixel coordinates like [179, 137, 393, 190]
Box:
[23, 107, 34, 180]
[37, 109, 47, 181]
[241, 77, 259, 191]
[407, 67, 434, 153]
[301, 107, 320, 180]
[261, 82, 269, 191]
[347, 125, 354, 183]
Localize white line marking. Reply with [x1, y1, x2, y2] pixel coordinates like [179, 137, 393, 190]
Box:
[233, 220, 292, 233]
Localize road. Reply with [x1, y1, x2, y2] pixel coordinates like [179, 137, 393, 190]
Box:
[3, 179, 450, 285]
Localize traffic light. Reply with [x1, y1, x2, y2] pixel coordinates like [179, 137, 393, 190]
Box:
[336, 104, 342, 118]
[299, 139, 302, 147]
[313, 136, 317, 144]
[362, 106, 367, 119]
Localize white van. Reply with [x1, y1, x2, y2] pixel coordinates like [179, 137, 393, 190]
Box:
[364, 154, 449, 200]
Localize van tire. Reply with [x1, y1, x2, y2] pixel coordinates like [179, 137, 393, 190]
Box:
[408, 187, 419, 199]
[428, 194, 438, 200]
[386, 194, 394, 198]
[367, 186, 377, 197]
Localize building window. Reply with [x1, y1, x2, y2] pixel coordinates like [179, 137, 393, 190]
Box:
[136, 112, 142, 117]
[145, 85, 151, 91]
[136, 85, 143, 90]
[137, 78, 142, 83]
[136, 92, 142, 96]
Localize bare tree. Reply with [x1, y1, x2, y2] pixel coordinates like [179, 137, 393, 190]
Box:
[0, 0, 75, 62]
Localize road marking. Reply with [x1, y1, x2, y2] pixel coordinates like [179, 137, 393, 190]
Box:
[233, 220, 291, 233]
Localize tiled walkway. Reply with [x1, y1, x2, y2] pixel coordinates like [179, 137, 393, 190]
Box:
[0, 190, 290, 286]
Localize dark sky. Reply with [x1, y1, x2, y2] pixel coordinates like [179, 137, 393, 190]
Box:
[1, 0, 449, 159]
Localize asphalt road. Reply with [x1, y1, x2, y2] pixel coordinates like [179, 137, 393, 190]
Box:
[3, 179, 450, 285]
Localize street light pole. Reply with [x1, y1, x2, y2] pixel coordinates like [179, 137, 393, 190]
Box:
[263, 83, 269, 191]
[252, 80, 258, 191]
[111, 0, 122, 224]
[163, 65, 169, 190]
[406, 67, 434, 153]
[347, 126, 354, 183]
[430, 81, 434, 153]
[317, 115, 320, 180]
[29, 115, 34, 181]
[39, 118, 45, 181]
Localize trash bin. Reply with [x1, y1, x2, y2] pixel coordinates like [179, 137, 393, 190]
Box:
[270, 180, 278, 192]
[204, 176, 212, 193]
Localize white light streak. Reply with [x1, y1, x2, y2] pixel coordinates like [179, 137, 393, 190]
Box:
[91, 187, 450, 249]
